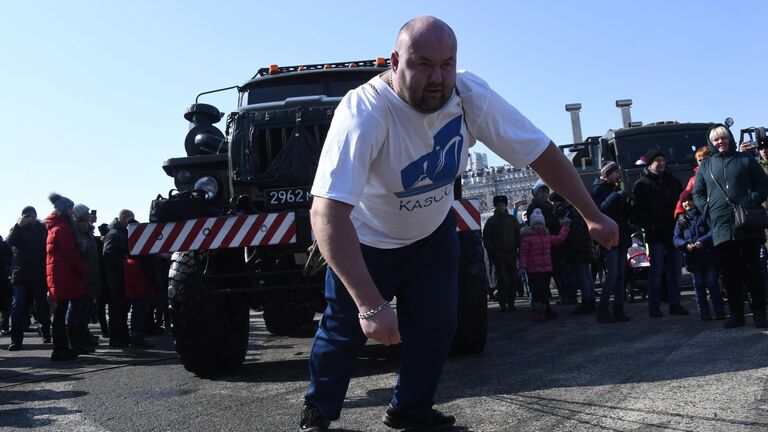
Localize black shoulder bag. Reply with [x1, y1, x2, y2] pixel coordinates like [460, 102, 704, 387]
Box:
[708, 163, 768, 230]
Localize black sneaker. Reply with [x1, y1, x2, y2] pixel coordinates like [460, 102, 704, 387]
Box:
[669, 305, 690, 316]
[596, 306, 615, 324]
[382, 405, 456, 431]
[700, 312, 713, 321]
[7, 343, 22, 351]
[51, 348, 79, 361]
[714, 312, 727, 320]
[299, 400, 329, 432]
[612, 306, 631, 322]
[109, 338, 130, 348]
[753, 312, 767, 329]
[649, 307, 664, 318]
[723, 316, 745, 329]
[571, 303, 595, 315]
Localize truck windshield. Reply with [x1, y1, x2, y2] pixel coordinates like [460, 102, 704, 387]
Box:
[614, 129, 709, 168]
[245, 76, 374, 105]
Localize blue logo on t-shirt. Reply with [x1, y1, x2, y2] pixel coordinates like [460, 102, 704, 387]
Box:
[395, 115, 464, 198]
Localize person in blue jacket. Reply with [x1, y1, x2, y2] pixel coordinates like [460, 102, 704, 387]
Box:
[673, 190, 725, 320]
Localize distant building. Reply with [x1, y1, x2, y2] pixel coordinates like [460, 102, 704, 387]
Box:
[461, 155, 539, 213]
[467, 152, 488, 171]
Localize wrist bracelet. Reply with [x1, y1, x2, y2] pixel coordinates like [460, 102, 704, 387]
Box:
[358, 302, 390, 320]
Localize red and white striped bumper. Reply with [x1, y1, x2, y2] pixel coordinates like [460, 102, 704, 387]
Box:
[127, 199, 481, 256]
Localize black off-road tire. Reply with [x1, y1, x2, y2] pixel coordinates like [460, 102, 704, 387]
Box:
[168, 251, 250, 375]
[450, 231, 489, 355]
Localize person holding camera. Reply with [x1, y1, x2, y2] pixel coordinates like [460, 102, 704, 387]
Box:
[6, 206, 51, 351]
[592, 161, 633, 323]
[693, 125, 768, 328]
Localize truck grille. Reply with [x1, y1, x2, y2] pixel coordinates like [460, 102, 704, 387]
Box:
[229, 107, 334, 188]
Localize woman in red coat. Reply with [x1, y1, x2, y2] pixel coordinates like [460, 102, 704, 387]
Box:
[45, 193, 87, 361]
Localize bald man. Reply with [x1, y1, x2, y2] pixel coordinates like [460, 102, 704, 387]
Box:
[301, 16, 618, 431]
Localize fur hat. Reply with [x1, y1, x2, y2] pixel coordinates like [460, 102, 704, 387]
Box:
[679, 189, 693, 203]
[529, 208, 546, 227]
[48, 193, 74, 215]
[644, 149, 665, 165]
[600, 161, 619, 178]
[21, 206, 36, 217]
[531, 180, 549, 197]
[492, 195, 508, 206]
[72, 204, 90, 220]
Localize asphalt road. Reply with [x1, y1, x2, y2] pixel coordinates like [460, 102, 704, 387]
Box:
[2, 294, 768, 432]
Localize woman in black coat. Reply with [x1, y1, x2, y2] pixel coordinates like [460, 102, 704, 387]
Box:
[692, 124, 768, 328]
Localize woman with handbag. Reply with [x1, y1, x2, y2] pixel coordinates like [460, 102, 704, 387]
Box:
[693, 124, 768, 328]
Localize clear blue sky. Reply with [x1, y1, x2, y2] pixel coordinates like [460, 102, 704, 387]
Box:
[2, 0, 766, 232]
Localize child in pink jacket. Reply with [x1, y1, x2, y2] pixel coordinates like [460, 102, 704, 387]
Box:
[519, 208, 570, 321]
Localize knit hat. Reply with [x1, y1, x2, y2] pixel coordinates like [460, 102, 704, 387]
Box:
[492, 195, 508, 206]
[48, 193, 74, 214]
[548, 192, 565, 203]
[644, 149, 665, 165]
[72, 204, 90, 220]
[21, 206, 36, 217]
[758, 137, 768, 149]
[531, 180, 549, 197]
[600, 161, 619, 178]
[529, 208, 546, 227]
[679, 189, 693, 203]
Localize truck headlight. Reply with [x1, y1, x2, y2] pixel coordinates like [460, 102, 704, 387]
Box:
[175, 169, 193, 186]
[194, 176, 219, 200]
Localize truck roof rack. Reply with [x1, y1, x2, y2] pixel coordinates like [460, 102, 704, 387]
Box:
[251, 58, 390, 79]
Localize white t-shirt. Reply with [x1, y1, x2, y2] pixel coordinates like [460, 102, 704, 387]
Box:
[311, 71, 550, 249]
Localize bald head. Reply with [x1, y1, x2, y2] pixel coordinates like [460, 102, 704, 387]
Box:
[396, 16, 456, 53]
[390, 16, 457, 113]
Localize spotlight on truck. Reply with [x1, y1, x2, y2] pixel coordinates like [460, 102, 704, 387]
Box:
[184, 103, 226, 156]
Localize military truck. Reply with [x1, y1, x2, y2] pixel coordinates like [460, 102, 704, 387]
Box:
[559, 100, 726, 190]
[127, 59, 488, 375]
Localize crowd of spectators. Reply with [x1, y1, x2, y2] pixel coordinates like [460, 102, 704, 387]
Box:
[0, 195, 169, 361]
[484, 124, 768, 329]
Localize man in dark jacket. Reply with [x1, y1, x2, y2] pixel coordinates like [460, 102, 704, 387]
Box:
[632, 149, 689, 318]
[0, 235, 12, 335]
[103, 209, 134, 347]
[550, 192, 595, 315]
[483, 195, 521, 312]
[592, 161, 633, 323]
[6, 206, 51, 350]
[526, 181, 559, 235]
